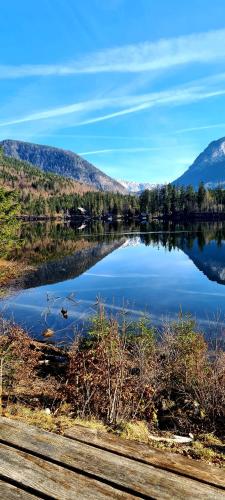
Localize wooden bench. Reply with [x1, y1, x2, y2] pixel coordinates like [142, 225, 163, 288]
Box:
[0, 417, 224, 499]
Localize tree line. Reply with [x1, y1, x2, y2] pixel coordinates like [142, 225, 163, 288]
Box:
[1, 140, 225, 219]
[23, 190, 140, 217]
[140, 183, 225, 217]
[2, 181, 225, 219]
[25, 183, 225, 218]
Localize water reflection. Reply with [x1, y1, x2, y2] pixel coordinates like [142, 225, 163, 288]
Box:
[1, 220, 225, 339]
[5, 220, 225, 288]
[139, 222, 225, 285]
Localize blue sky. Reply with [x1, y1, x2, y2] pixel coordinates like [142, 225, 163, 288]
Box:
[1, 0, 225, 183]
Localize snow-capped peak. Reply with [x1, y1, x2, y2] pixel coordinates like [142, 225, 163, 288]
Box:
[118, 179, 156, 193]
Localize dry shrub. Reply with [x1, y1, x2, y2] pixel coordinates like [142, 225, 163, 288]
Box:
[203, 350, 225, 429]
[65, 311, 157, 424]
[0, 322, 40, 394]
[1, 312, 225, 435]
[156, 317, 225, 433]
[0, 319, 58, 405]
[64, 311, 225, 433]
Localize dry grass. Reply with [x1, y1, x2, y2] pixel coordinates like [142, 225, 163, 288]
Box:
[4, 403, 108, 434]
[5, 404, 59, 431]
[185, 439, 224, 467]
[71, 416, 108, 432]
[198, 433, 224, 446]
[120, 421, 150, 443]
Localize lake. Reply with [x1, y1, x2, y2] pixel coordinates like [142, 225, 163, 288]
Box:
[1, 220, 225, 343]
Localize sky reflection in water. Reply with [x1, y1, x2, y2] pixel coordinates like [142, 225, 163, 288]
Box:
[2, 222, 225, 342]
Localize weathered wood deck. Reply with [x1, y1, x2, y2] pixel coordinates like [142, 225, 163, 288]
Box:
[0, 417, 224, 499]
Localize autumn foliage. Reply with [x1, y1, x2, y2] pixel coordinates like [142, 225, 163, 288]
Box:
[0, 312, 225, 435]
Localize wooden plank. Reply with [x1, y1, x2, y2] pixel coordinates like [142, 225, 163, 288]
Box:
[0, 480, 39, 499]
[0, 417, 224, 499]
[65, 424, 225, 490]
[0, 443, 134, 500]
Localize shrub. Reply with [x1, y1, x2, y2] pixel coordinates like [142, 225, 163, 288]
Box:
[1, 312, 225, 435]
[65, 311, 157, 424]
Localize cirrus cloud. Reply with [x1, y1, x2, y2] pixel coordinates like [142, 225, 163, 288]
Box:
[1, 76, 225, 129]
[0, 29, 225, 79]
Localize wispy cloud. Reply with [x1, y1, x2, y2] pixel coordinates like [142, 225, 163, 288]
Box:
[78, 147, 160, 155]
[0, 98, 108, 127]
[77, 88, 225, 127]
[1, 75, 225, 129]
[1, 29, 225, 79]
[176, 122, 225, 133]
[35, 134, 152, 140]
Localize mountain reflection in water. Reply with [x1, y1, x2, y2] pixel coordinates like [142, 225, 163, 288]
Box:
[1, 220, 225, 341]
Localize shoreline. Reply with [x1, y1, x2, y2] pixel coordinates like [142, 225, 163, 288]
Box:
[15, 212, 225, 222]
[0, 318, 224, 466]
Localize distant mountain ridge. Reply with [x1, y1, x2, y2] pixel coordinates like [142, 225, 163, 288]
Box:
[0, 149, 94, 198]
[0, 139, 126, 194]
[118, 179, 156, 193]
[173, 136, 225, 188]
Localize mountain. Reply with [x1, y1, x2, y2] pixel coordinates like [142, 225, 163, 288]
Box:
[182, 239, 225, 285]
[21, 239, 126, 289]
[0, 149, 94, 198]
[0, 139, 126, 193]
[118, 179, 156, 193]
[173, 137, 225, 189]
[5, 221, 127, 290]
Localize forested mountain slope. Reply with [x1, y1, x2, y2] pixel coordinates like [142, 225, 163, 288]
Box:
[0, 139, 126, 193]
[0, 149, 138, 217]
[0, 148, 94, 197]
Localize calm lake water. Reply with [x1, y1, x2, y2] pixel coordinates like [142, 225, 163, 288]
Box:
[1, 220, 225, 343]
